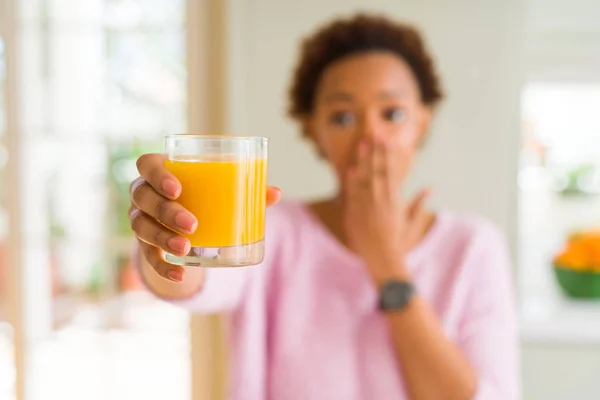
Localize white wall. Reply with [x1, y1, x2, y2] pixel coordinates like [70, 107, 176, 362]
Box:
[525, 0, 600, 82]
[522, 342, 600, 400]
[226, 0, 522, 238]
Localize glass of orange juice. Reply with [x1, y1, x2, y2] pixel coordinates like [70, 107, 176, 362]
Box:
[164, 134, 268, 267]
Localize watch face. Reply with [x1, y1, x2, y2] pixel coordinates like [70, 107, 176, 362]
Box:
[379, 281, 414, 311]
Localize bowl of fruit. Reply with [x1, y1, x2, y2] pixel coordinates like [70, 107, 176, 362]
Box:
[553, 231, 600, 299]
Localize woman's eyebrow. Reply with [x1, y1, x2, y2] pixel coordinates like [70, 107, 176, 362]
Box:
[322, 92, 354, 103]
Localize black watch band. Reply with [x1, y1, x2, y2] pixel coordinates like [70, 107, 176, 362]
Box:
[378, 280, 415, 312]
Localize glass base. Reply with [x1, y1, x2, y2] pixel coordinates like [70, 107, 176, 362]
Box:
[165, 240, 265, 267]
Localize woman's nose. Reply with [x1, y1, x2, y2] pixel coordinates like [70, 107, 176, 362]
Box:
[358, 116, 385, 142]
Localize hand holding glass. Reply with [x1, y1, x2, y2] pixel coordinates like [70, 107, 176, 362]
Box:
[164, 135, 268, 267]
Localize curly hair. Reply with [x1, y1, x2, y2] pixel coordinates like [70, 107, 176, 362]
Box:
[288, 13, 444, 123]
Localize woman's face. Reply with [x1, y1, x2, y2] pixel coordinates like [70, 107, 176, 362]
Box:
[306, 51, 432, 184]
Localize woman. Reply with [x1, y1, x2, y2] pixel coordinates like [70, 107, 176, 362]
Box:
[129, 14, 519, 400]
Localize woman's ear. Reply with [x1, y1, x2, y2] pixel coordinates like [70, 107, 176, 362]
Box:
[300, 116, 313, 141]
[300, 115, 326, 159]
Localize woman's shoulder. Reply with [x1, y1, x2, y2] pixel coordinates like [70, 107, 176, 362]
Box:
[264, 199, 316, 243]
[413, 209, 509, 269]
[433, 210, 507, 248]
[260, 199, 323, 267]
[416, 210, 513, 296]
[266, 198, 309, 226]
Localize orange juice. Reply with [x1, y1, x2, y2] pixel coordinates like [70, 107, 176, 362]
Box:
[165, 157, 267, 248]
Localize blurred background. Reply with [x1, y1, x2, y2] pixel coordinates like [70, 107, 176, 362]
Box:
[0, 0, 599, 399]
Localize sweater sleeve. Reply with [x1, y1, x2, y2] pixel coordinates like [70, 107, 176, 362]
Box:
[166, 266, 258, 314]
[139, 203, 286, 314]
[457, 222, 520, 400]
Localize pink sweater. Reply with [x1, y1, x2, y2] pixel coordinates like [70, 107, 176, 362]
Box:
[169, 200, 519, 400]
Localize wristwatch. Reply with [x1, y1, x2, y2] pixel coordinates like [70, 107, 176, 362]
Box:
[378, 280, 415, 312]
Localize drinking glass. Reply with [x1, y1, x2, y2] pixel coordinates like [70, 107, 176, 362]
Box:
[163, 134, 268, 267]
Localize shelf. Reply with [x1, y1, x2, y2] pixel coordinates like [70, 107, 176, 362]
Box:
[520, 292, 600, 344]
[518, 185, 600, 344]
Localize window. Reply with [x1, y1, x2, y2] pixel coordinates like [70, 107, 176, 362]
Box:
[2, 1, 191, 399]
[519, 83, 600, 338]
[0, 27, 16, 400]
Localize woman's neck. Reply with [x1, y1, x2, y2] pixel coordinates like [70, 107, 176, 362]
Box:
[308, 197, 348, 246]
[306, 196, 436, 253]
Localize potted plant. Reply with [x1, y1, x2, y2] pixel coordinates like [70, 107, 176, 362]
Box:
[553, 230, 600, 299]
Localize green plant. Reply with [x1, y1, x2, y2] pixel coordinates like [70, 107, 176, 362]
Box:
[106, 138, 162, 237]
[558, 163, 597, 196]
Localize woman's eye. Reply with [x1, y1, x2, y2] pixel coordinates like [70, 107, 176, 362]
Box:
[330, 111, 355, 127]
[383, 108, 405, 123]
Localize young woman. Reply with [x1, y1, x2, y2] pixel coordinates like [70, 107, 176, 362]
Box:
[129, 14, 519, 400]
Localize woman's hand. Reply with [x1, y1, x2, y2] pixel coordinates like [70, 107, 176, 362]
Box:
[129, 153, 282, 282]
[342, 135, 430, 285]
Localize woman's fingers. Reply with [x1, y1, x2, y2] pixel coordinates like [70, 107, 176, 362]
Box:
[405, 188, 432, 249]
[130, 206, 191, 256]
[372, 138, 394, 199]
[384, 131, 415, 187]
[138, 239, 184, 282]
[266, 186, 282, 206]
[130, 178, 198, 234]
[408, 188, 430, 219]
[357, 140, 372, 185]
[132, 153, 197, 235]
[136, 153, 181, 199]
[343, 140, 369, 201]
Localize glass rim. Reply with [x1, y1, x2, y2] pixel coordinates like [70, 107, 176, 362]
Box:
[164, 134, 268, 143]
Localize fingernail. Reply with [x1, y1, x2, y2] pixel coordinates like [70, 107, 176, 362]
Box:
[168, 236, 190, 254]
[167, 269, 183, 282]
[162, 179, 181, 198]
[175, 212, 198, 233]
